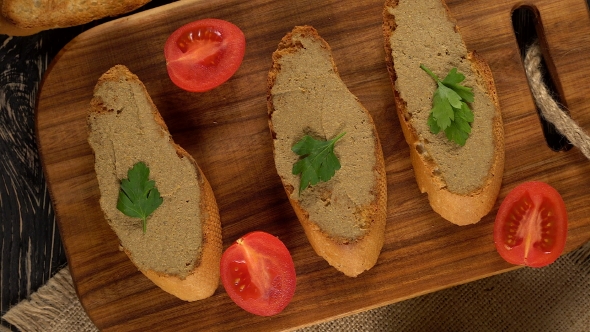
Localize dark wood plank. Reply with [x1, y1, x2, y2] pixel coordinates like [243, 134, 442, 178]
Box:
[0, 31, 70, 329]
[0, 2, 182, 330]
[33, 0, 590, 331]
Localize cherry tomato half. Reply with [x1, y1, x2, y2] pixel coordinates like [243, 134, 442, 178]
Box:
[494, 181, 567, 267]
[220, 231, 296, 316]
[164, 18, 245, 92]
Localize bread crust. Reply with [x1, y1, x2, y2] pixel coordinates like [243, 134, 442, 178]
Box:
[89, 65, 222, 301]
[0, 0, 42, 36]
[1, 0, 150, 31]
[267, 26, 387, 277]
[382, 0, 504, 225]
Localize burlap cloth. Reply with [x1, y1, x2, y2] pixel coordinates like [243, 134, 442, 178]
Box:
[3, 41, 590, 332]
[2, 240, 589, 332]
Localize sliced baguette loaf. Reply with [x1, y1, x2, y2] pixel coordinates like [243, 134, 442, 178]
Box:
[0, 0, 41, 36]
[267, 26, 387, 277]
[0, 0, 150, 33]
[383, 0, 504, 225]
[87, 65, 221, 301]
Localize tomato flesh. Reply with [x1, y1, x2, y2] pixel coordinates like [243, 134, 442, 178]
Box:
[228, 260, 260, 300]
[174, 28, 224, 66]
[164, 19, 245, 92]
[494, 181, 567, 267]
[221, 231, 296, 316]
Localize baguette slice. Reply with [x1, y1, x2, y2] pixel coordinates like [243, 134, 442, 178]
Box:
[0, 0, 41, 36]
[383, 0, 504, 225]
[87, 65, 222, 301]
[267, 26, 387, 277]
[0, 0, 150, 33]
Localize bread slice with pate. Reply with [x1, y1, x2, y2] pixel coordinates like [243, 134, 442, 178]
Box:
[87, 65, 221, 301]
[383, 0, 505, 225]
[267, 26, 388, 277]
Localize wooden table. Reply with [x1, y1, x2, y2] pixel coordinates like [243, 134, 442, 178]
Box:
[1, 26, 73, 330]
[4, 0, 590, 331]
[0, 2, 175, 330]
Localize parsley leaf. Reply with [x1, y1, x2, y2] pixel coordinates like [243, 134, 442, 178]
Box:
[292, 132, 346, 195]
[117, 162, 163, 233]
[421, 64, 475, 146]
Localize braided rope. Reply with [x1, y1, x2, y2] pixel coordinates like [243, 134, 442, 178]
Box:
[523, 41, 590, 159]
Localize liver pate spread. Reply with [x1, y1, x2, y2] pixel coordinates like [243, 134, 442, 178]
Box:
[270, 33, 378, 241]
[387, 0, 497, 194]
[88, 79, 202, 278]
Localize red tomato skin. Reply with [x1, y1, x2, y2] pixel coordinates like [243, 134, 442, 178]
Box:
[493, 181, 567, 268]
[220, 231, 296, 316]
[164, 18, 245, 92]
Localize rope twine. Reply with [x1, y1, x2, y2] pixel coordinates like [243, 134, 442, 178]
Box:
[524, 40, 590, 159]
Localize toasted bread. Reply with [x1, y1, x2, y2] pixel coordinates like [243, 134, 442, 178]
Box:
[87, 65, 221, 301]
[0, 0, 42, 36]
[0, 0, 150, 34]
[382, 0, 504, 225]
[267, 26, 387, 277]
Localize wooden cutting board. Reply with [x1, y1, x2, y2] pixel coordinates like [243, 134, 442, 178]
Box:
[36, 0, 590, 330]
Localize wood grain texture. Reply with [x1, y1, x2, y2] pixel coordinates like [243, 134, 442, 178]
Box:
[0, 3, 188, 330]
[35, 0, 590, 330]
[0, 31, 70, 327]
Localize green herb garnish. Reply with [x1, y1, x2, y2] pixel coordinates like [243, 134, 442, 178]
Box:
[421, 64, 474, 146]
[292, 132, 345, 195]
[116, 162, 163, 233]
